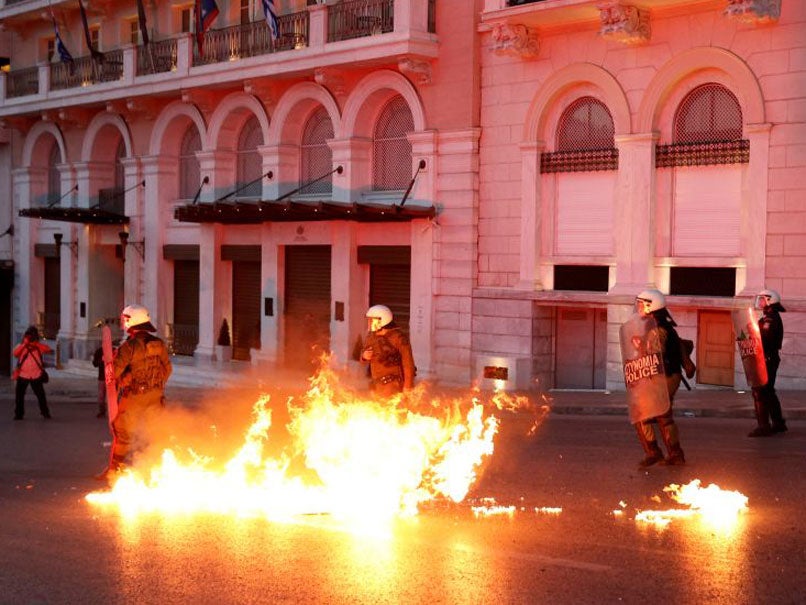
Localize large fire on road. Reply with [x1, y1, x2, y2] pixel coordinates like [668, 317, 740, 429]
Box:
[86, 366, 545, 522]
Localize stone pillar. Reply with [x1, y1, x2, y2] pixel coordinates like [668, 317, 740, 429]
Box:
[328, 138, 372, 203]
[611, 132, 658, 294]
[739, 123, 772, 296]
[517, 141, 545, 290]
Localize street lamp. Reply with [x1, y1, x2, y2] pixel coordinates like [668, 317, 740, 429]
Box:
[118, 231, 144, 262]
[53, 232, 78, 258]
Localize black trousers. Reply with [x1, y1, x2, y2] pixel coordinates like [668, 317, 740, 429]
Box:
[14, 378, 50, 418]
[752, 356, 785, 427]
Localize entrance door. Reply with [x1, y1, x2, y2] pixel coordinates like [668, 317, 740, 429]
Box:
[232, 260, 261, 361]
[173, 260, 199, 356]
[555, 307, 606, 389]
[284, 245, 331, 370]
[43, 257, 60, 339]
[697, 310, 734, 386]
[369, 263, 411, 331]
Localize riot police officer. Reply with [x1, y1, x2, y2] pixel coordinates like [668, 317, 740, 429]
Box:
[633, 289, 686, 466]
[749, 289, 787, 436]
[361, 305, 416, 397]
[98, 304, 172, 480]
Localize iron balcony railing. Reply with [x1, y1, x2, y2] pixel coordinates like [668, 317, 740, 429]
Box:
[136, 38, 178, 76]
[50, 49, 124, 91]
[194, 12, 309, 66]
[7, 66, 38, 98]
[329, 0, 394, 42]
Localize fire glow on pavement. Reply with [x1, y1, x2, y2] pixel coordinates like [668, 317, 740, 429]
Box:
[633, 480, 749, 530]
[86, 366, 544, 523]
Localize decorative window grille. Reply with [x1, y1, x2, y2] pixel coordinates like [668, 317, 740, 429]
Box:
[541, 96, 618, 173]
[300, 107, 334, 195]
[237, 116, 263, 198]
[47, 141, 60, 206]
[657, 83, 747, 167]
[372, 96, 414, 191]
[178, 127, 201, 200]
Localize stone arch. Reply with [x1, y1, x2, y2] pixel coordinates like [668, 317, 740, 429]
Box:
[523, 63, 631, 144]
[80, 112, 133, 162]
[638, 47, 765, 134]
[268, 82, 341, 144]
[22, 122, 68, 168]
[208, 92, 271, 151]
[341, 70, 426, 139]
[148, 101, 208, 156]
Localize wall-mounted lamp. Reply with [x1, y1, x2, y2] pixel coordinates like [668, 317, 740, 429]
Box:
[53, 232, 78, 258]
[118, 231, 145, 262]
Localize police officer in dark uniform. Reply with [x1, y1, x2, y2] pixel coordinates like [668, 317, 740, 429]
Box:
[99, 304, 172, 479]
[361, 305, 416, 397]
[633, 289, 686, 467]
[749, 289, 788, 436]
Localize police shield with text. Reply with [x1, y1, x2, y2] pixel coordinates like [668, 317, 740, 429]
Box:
[621, 290, 686, 467]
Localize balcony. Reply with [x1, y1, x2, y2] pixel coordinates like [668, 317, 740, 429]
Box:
[0, 0, 438, 111]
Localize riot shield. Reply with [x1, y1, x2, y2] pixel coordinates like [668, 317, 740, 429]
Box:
[619, 313, 671, 424]
[732, 307, 768, 388]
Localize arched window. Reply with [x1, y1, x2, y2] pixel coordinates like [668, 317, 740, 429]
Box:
[556, 97, 615, 151]
[114, 139, 126, 190]
[237, 116, 263, 199]
[300, 107, 334, 195]
[372, 96, 414, 191]
[47, 141, 61, 205]
[178, 126, 201, 200]
[673, 83, 742, 143]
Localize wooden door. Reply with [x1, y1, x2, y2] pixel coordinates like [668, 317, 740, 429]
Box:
[555, 307, 606, 389]
[696, 310, 734, 386]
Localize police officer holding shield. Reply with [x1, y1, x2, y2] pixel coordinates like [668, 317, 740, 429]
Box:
[631, 290, 686, 467]
[748, 289, 788, 437]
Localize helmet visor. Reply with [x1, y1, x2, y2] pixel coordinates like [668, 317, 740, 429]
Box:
[635, 297, 653, 315]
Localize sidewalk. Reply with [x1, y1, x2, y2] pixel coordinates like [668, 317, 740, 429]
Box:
[2, 359, 805, 421]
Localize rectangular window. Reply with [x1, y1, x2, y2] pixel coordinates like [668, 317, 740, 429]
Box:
[129, 20, 140, 45]
[669, 268, 736, 297]
[90, 27, 100, 51]
[241, 0, 251, 25]
[181, 7, 192, 33]
[45, 38, 56, 62]
[553, 265, 609, 292]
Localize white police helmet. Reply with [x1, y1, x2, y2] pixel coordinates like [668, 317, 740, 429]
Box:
[121, 304, 156, 332]
[366, 304, 393, 329]
[755, 289, 781, 310]
[635, 289, 666, 314]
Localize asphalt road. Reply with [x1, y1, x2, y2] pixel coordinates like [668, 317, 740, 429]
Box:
[0, 393, 803, 605]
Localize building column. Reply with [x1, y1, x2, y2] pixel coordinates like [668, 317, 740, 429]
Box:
[329, 221, 361, 369]
[13, 167, 42, 333]
[328, 138, 372, 203]
[611, 132, 658, 294]
[253, 222, 278, 365]
[55, 163, 79, 348]
[517, 141, 545, 290]
[739, 122, 772, 296]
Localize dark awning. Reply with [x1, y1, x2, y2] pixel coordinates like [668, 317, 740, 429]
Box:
[19, 206, 129, 225]
[174, 199, 437, 224]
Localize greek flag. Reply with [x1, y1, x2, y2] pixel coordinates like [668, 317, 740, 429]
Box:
[50, 12, 74, 65]
[195, 0, 220, 54]
[261, 0, 279, 40]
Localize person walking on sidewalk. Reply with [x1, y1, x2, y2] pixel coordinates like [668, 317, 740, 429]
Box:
[633, 290, 686, 466]
[12, 326, 53, 420]
[749, 289, 788, 437]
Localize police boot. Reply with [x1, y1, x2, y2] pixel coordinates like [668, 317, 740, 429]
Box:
[748, 396, 773, 437]
[657, 417, 685, 465]
[94, 457, 126, 483]
[635, 423, 664, 468]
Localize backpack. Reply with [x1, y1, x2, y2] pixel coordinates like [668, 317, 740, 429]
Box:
[680, 338, 696, 379]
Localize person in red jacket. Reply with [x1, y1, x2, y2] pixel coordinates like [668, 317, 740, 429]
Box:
[12, 326, 53, 420]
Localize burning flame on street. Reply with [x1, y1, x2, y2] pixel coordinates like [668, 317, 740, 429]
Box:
[87, 366, 543, 523]
[634, 480, 749, 530]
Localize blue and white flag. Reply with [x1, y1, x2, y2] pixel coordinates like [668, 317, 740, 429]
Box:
[261, 0, 279, 40]
[50, 12, 74, 65]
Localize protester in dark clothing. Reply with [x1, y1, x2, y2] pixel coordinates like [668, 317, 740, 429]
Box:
[12, 326, 53, 420]
[361, 304, 416, 397]
[749, 289, 788, 437]
[633, 289, 685, 467]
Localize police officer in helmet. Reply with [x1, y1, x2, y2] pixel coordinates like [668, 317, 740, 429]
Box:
[361, 305, 416, 397]
[749, 289, 788, 436]
[633, 289, 686, 466]
[98, 304, 172, 480]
